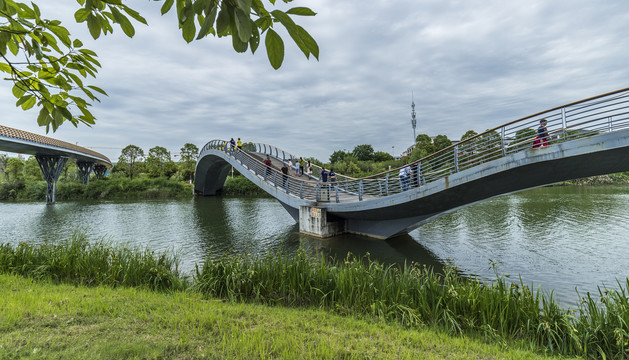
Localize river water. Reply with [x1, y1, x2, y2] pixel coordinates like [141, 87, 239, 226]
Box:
[2, 185, 629, 306]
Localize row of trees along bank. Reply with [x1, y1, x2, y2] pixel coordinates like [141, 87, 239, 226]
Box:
[0, 142, 268, 201]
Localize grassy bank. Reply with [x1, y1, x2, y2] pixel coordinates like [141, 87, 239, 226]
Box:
[0, 274, 564, 360]
[1, 235, 627, 358]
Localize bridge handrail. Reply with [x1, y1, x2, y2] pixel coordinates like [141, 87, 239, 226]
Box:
[199, 87, 629, 202]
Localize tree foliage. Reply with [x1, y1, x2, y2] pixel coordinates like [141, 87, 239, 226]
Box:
[329, 150, 348, 164]
[118, 144, 144, 180]
[461, 130, 477, 141]
[433, 134, 452, 152]
[352, 144, 374, 162]
[1, 0, 318, 131]
[373, 151, 393, 162]
[179, 142, 199, 163]
[146, 145, 171, 178]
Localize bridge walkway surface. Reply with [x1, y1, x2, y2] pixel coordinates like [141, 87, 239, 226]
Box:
[195, 87, 629, 239]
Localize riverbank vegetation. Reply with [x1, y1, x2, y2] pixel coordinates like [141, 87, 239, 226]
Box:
[1, 234, 628, 359]
[0, 143, 268, 201]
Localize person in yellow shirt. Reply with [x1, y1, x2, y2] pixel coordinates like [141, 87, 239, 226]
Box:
[236, 138, 242, 150]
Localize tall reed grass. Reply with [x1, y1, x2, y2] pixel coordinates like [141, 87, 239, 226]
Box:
[193, 251, 629, 359]
[0, 233, 186, 291]
[2, 235, 629, 358]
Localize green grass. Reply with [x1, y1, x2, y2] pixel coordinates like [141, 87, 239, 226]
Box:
[0, 274, 567, 359]
[2, 235, 629, 358]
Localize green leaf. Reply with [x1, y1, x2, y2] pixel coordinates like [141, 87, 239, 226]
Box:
[297, 25, 318, 60]
[196, 5, 217, 40]
[181, 17, 196, 43]
[87, 85, 108, 96]
[265, 28, 284, 70]
[121, 5, 147, 25]
[0, 63, 12, 74]
[74, 8, 90, 22]
[161, 0, 175, 15]
[249, 20, 260, 54]
[234, 8, 251, 43]
[59, 106, 73, 120]
[232, 33, 248, 53]
[37, 108, 50, 126]
[16, 94, 32, 107]
[216, 5, 230, 36]
[73, 39, 84, 48]
[86, 14, 101, 39]
[271, 10, 308, 58]
[286, 7, 317, 16]
[22, 95, 37, 110]
[235, 0, 252, 14]
[12, 84, 26, 98]
[110, 6, 135, 37]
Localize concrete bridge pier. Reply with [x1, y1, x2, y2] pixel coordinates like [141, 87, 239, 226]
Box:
[77, 161, 95, 184]
[299, 206, 345, 238]
[35, 155, 68, 204]
[94, 164, 107, 179]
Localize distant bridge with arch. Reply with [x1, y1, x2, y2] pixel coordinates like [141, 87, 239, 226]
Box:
[0, 125, 111, 204]
[195, 88, 629, 239]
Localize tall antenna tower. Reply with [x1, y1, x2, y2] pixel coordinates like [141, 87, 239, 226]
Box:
[410, 91, 417, 142]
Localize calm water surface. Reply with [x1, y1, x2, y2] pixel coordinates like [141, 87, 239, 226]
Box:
[2, 185, 629, 306]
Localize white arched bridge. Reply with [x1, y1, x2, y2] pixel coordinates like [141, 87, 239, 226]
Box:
[195, 88, 629, 239]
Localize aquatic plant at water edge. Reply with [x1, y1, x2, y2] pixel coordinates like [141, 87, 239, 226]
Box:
[193, 251, 629, 358]
[0, 233, 186, 291]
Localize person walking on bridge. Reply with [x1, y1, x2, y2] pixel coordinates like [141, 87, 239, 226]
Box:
[281, 163, 289, 189]
[237, 138, 242, 150]
[298, 157, 305, 176]
[533, 118, 549, 148]
[400, 165, 411, 191]
[264, 155, 272, 179]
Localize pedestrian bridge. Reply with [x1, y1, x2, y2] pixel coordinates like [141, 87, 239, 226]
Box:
[0, 125, 111, 203]
[195, 88, 629, 239]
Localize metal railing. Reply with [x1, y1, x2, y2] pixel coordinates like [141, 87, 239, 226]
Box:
[199, 87, 629, 203]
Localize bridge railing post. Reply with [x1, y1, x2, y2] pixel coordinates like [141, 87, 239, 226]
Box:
[561, 107, 567, 138]
[385, 173, 389, 195]
[359, 180, 363, 201]
[609, 116, 614, 132]
[500, 127, 507, 157]
[300, 182, 304, 199]
[454, 145, 459, 173]
[315, 183, 320, 202]
[335, 185, 339, 203]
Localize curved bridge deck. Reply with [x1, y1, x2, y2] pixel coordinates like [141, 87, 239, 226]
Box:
[195, 88, 629, 239]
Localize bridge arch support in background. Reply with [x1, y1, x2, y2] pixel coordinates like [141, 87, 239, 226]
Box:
[194, 154, 232, 196]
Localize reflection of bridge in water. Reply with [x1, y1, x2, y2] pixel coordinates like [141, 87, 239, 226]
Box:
[195, 88, 629, 239]
[0, 125, 111, 204]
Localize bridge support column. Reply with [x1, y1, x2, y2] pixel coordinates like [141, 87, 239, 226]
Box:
[77, 161, 95, 184]
[299, 206, 345, 238]
[35, 155, 68, 204]
[94, 164, 107, 179]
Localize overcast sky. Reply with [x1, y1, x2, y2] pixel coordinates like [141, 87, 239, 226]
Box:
[2, 1, 629, 163]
